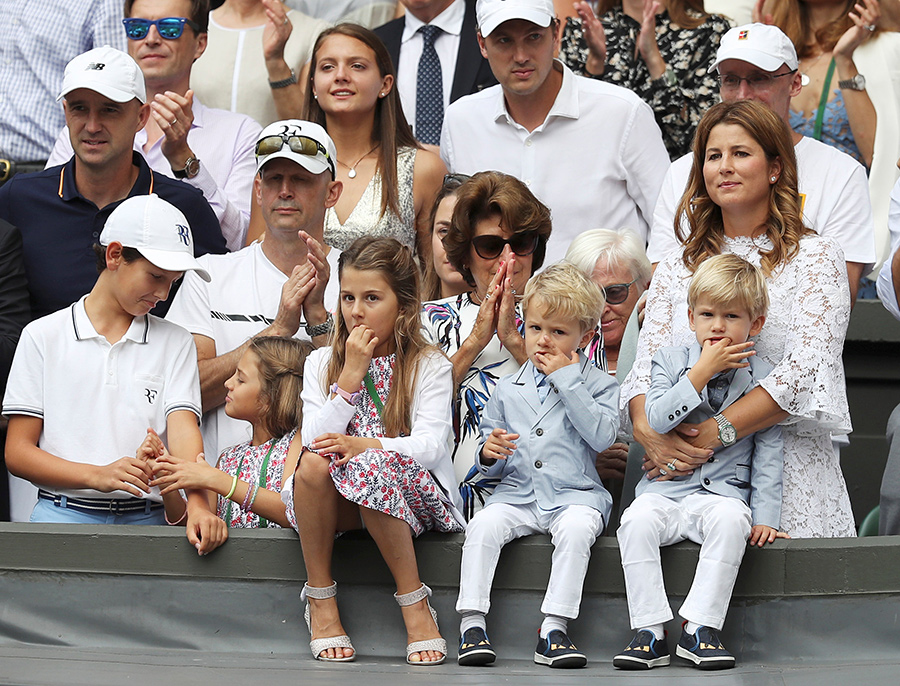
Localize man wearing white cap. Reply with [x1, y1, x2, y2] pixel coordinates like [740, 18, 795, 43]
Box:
[3, 194, 226, 554]
[167, 119, 342, 463]
[440, 0, 669, 265]
[0, 45, 226, 323]
[45, 0, 262, 252]
[648, 22, 875, 305]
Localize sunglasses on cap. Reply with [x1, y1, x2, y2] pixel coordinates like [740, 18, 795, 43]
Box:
[471, 232, 539, 260]
[602, 278, 638, 305]
[123, 17, 201, 40]
[255, 134, 336, 177]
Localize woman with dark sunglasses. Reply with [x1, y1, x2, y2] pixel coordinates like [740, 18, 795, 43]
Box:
[422, 172, 606, 520]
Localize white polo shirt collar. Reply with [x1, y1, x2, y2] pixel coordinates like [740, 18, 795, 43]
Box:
[401, 0, 465, 41]
[71, 296, 150, 345]
[493, 60, 580, 130]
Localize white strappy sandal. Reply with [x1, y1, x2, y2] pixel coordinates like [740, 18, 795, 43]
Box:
[394, 583, 446, 666]
[301, 582, 356, 662]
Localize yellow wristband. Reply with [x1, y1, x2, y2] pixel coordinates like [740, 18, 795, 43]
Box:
[225, 474, 239, 501]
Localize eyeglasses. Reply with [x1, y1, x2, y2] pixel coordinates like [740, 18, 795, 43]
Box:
[122, 17, 201, 41]
[255, 134, 336, 177]
[601, 278, 638, 305]
[716, 70, 797, 92]
[471, 232, 539, 260]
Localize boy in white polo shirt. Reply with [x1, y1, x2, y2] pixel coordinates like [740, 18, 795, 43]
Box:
[3, 194, 226, 554]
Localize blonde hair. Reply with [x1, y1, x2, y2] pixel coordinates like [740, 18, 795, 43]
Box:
[324, 237, 437, 437]
[675, 100, 812, 277]
[247, 337, 315, 440]
[687, 254, 769, 321]
[521, 262, 606, 334]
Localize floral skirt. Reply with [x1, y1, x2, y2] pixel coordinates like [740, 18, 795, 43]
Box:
[282, 448, 463, 536]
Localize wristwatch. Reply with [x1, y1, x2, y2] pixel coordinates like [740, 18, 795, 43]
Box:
[173, 156, 200, 179]
[330, 383, 360, 405]
[305, 312, 334, 338]
[269, 68, 298, 89]
[838, 73, 866, 91]
[713, 413, 737, 447]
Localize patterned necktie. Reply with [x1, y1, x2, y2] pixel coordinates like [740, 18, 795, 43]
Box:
[416, 24, 444, 145]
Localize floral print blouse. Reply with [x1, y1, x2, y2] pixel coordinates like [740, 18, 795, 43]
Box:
[560, 8, 731, 160]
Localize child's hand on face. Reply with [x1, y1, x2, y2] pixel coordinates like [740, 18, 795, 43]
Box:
[340, 325, 379, 389]
[698, 338, 756, 376]
[534, 347, 579, 376]
[749, 524, 790, 547]
[482, 427, 519, 463]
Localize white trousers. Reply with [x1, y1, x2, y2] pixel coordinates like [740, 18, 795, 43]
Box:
[456, 502, 603, 619]
[617, 492, 751, 630]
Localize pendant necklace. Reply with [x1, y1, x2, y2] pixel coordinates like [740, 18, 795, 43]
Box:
[800, 51, 828, 87]
[337, 144, 379, 179]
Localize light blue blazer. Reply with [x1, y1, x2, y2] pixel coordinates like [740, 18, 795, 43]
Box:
[641, 343, 783, 529]
[475, 354, 619, 523]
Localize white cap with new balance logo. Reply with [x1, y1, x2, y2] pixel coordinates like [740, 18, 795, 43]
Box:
[100, 194, 212, 282]
[57, 45, 147, 104]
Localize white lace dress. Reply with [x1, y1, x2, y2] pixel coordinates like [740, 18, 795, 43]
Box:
[621, 234, 855, 538]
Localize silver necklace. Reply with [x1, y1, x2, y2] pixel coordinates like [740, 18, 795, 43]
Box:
[336, 144, 379, 179]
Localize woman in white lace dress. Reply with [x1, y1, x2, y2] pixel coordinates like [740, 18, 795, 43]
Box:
[301, 23, 445, 258]
[621, 100, 855, 538]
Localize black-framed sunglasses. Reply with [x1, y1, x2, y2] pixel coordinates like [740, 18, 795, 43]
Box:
[255, 134, 336, 177]
[123, 17, 200, 40]
[471, 232, 539, 260]
[602, 278, 638, 305]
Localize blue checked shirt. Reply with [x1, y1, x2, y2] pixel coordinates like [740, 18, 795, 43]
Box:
[0, 0, 125, 161]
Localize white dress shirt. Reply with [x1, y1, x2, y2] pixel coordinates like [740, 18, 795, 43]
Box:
[877, 177, 900, 321]
[396, 0, 465, 137]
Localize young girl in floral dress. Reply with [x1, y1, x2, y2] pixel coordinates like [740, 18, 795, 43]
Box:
[149, 336, 313, 529]
[286, 237, 465, 665]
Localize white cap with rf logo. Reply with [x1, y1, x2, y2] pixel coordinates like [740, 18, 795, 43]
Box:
[100, 194, 212, 282]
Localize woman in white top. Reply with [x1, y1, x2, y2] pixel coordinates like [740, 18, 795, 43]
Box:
[191, 0, 329, 126]
[622, 99, 855, 538]
[301, 23, 445, 260]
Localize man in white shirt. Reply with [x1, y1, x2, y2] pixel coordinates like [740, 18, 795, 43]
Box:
[441, 0, 668, 265]
[46, 0, 261, 251]
[649, 23, 876, 305]
[375, 0, 496, 145]
[167, 120, 342, 462]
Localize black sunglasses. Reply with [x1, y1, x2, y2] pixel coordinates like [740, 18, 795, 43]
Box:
[123, 17, 200, 40]
[471, 232, 539, 260]
[602, 278, 638, 305]
[255, 134, 336, 178]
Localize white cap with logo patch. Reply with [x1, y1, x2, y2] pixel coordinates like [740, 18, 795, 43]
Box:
[100, 194, 211, 282]
[708, 23, 799, 74]
[58, 45, 147, 104]
[476, 0, 555, 37]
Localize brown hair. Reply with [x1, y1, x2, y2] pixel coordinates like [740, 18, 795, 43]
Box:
[597, 0, 709, 30]
[324, 237, 437, 437]
[675, 100, 812, 277]
[248, 337, 314, 440]
[444, 171, 552, 288]
[302, 24, 419, 219]
[423, 173, 469, 301]
[92, 243, 143, 273]
[766, 0, 878, 58]
[124, 0, 210, 34]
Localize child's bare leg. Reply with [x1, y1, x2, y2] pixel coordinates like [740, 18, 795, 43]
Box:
[294, 451, 360, 659]
[360, 507, 443, 663]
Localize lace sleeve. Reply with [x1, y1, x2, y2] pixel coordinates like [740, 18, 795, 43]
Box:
[619, 255, 690, 426]
[758, 237, 852, 433]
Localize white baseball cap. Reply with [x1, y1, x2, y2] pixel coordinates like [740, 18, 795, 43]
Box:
[476, 0, 555, 37]
[708, 23, 799, 74]
[100, 194, 211, 282]
[58, 45, 147, 104]
[255, 119, 337, 178]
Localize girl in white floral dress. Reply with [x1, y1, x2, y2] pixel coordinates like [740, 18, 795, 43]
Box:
[287, 238, 465, 666]
[151, 337, 313, 530]
[622, 100, 855, 539]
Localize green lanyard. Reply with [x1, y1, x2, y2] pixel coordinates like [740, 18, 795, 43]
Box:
[224, 440, 276, 528]
[363, 372, 385, 419]
[813, 58, 837, 142]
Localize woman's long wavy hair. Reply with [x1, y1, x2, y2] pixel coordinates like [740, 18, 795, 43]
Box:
[323, 237, 436, 437]
[597, 0, 709, 29]
[247, 336, 315, 440]
[302, 23, 420, 219]
[675, 100, 812, 277]
[767, 0, 878, 58]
